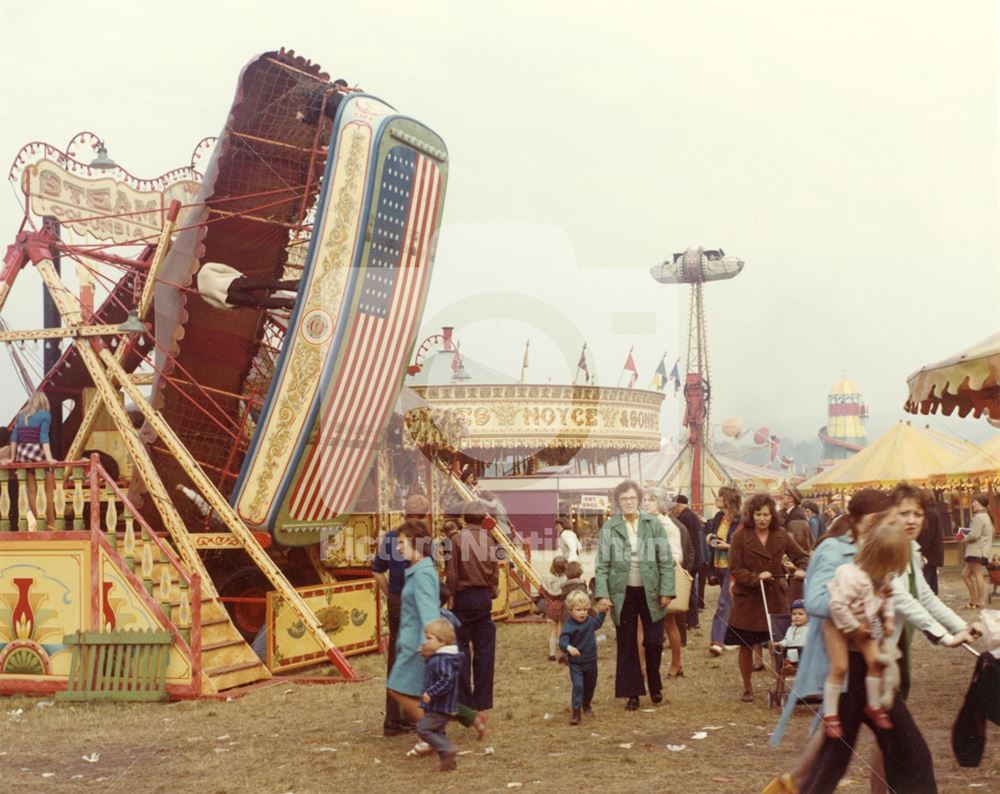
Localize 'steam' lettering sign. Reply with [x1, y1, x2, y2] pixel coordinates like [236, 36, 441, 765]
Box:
[22, 159, 199, 244]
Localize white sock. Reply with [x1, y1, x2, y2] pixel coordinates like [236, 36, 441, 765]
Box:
[823, 681, 841, 718]
[865, 676, 882, 711]
[548, 637, 558, 656]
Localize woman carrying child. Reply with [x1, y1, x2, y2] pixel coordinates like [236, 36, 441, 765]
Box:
[767, 490, 949, 794]
[820, 522, 910, 738]
[540, 556, 568, 660]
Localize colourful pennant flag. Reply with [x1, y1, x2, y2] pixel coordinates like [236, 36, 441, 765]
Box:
[623, 349, 638, 389]
[652, 354, 669, 391]
[669, 360, 681, 394]
[575, 343, 589, 384]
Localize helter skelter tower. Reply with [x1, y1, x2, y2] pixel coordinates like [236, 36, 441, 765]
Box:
[652, 247, 745, 514]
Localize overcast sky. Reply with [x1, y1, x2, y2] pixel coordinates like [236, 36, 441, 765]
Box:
[1, 1, 997, 450]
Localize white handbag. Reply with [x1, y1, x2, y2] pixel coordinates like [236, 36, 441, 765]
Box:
[667, 562, 693, 613]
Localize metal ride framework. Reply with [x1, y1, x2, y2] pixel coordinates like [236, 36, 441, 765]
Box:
[682, 277, 712, 512]
[0, 51, 364, 687]
[652, 248, 744, 514]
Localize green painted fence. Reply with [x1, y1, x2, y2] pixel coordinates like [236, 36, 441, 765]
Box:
[56, 629, 172, 702]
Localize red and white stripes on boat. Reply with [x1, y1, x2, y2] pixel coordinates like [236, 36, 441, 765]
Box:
[289, 150, 442, 521]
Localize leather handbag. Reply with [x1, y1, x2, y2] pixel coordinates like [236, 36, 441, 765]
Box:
[667, 562, 693, 613]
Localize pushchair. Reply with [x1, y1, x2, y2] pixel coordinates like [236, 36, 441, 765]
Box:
[760, 577, 794, 708]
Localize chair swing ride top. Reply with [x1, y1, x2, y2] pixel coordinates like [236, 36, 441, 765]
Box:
[0, 48, 453, 686]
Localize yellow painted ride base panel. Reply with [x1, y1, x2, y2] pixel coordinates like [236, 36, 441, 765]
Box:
[266, 578, 379, 673]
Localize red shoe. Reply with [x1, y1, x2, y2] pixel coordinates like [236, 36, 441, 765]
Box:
[473, 711, 488, 740]
[864, 705, 893, 730]
[822, 715, 844, 739]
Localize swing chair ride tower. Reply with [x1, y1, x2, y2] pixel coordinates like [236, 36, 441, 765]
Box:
[650, 247, 744, 514]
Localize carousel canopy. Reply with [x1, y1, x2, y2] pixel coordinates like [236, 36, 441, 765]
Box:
[905, 331, 1000, 420]
[802, 421, 959, 491]
[932, 433, 1000, 487]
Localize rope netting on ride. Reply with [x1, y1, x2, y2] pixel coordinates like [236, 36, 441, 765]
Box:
[149, 51, 338, 508]
[2, 51, 348, 531]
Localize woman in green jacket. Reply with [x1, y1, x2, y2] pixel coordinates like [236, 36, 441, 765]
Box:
[595, 480, 676, 710]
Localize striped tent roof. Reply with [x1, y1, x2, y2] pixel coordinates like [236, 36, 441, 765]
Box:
[802, 421, 959, 491]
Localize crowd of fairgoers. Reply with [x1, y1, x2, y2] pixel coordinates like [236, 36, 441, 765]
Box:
[373, 481, 997, 792]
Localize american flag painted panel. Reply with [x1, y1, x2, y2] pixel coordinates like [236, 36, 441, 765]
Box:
[289, 146, 442, 521]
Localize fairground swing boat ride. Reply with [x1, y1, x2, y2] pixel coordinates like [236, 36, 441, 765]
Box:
[0, 49, 537, 699]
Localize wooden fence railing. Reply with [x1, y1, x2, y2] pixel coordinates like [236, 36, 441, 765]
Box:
[56, 629, 172, 702]
[1, 455, 203, 697]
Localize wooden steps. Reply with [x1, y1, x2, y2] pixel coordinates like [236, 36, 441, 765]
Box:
[150, 541, 271, 694]
[195, 599, 270, 693]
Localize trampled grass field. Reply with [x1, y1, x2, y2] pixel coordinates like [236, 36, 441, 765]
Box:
[1, 571, 997, 793]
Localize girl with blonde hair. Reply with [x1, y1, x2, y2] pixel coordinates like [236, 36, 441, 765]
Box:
[10, 391, 56, 529]
[821, 521, 911, 738]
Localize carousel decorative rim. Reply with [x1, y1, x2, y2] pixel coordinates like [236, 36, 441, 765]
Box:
[407, 382, 664, 452]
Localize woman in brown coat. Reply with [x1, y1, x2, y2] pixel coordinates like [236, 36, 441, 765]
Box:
[726, 493, 809, 702]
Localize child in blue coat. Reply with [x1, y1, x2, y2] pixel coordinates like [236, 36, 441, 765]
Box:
[560, 590, 606, 724]
[418, 618, 465, 771]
